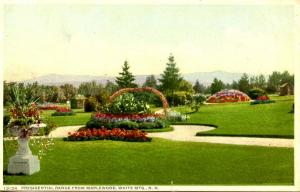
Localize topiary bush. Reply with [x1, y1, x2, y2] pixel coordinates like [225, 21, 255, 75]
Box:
[84, 97, 98, 112]
[70, 98, 78, 109]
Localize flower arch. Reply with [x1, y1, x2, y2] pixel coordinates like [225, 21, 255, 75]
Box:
[109, 87, 169, 115]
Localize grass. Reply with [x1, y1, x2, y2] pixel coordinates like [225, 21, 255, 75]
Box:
[174, 95, 294, 138]
[41, 109, 91, 127]
[3, 138, 293, 185]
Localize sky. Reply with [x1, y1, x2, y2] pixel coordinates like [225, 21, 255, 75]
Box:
[3, 4, 295, 81]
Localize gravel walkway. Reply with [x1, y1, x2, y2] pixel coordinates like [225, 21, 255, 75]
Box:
[149, 125, 294, 148]
[48, 125, 83, 138]
[44, 125, 294, 148]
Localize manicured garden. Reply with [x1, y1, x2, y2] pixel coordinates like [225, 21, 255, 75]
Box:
[3, 85, 294, 185]
[175, 95, 294, 138]
[3, 138, 294, 185]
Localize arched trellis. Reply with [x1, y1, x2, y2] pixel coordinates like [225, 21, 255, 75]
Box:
[109, 87, 169, 115]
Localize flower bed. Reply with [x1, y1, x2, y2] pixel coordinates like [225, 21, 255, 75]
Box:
[250, 95, 275, 105]
[52, 107, 75, 116]
[94, 113, 163, 122]
[64, 128, 151, 142]
[207, 89, 251, 103]
[86, 113, 168, 130]
[38, 103, 60, 110]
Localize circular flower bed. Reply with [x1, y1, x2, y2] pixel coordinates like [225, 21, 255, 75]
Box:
[207, 89, 251, 103]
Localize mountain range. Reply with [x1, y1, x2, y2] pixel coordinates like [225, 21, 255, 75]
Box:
[21, 71, 245, 87]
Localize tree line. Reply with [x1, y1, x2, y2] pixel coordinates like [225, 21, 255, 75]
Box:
[3, 54, 294, 107]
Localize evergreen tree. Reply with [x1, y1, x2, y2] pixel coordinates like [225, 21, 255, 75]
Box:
[105, 80, 118, 94]
[193, 80, 205, 93]
[143, 75, 157, 88]
[158, 54, 183, 106]
[115, 61, 137, 89]
[238, 73, 250, 93]
[266, 71, 282, 93]
[231, 80, 239, 90]
[210, 78, 224, 95]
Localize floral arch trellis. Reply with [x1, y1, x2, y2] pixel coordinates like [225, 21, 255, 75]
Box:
[109, 87, 169, 115]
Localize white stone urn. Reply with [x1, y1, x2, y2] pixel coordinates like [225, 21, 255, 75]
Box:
[7, 123, 46, 175]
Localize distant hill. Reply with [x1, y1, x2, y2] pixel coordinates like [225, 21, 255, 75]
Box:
[20, 71, 245, 87]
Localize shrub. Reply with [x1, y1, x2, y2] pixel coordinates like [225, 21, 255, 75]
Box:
[115, 121, 139, 130]
[166, 91, 193, 106]
[250, 100, 275, 105]
[3, 114, 10, 136]
[248, 88, 266, 100]
[37, 122, 57, 135]
[167, 111, 188, 122]
[84, 97, 98, 112]
[108, 93, 151, 114]
[70, 98, 78, 109]
[86, 118, 168, 130]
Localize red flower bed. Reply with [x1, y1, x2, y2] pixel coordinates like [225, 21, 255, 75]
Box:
[52, 107, 75, 116]
[256, 95, 269, 101]
[65, 128, 151, 142]
[56, 107, 73, 113]
[38, 104, 60, 110]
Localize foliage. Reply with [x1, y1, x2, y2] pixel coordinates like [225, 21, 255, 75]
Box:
[158, 54, 183, 106]
[60, 84, 77, 101]
[248, 88, 266, 100]
[107, 93, 151, 114]
[143, 75, 157, 88]
[193, 80, 205, 94]
[70, 98, 78, 109]
[86, 113, 168, 130]
[250, 100, 275, 105]
[165, 91, 193, 106]
[190, 94, 206, 113]
[105, 80, 118, 95]
[178, 79, 194, 93]
[266, 71, 294, 94]
[78, 81, 103, 97]
[65, 128, 151, 142]
[7, 84, 41, 130]
[115, 61, 137, 88]
[238, 73, 250, 94]
[249, 74, 267, 90]
[167, 110, 188, 122]
[84, 97, 98, 112]
[210, 78, 225, 95]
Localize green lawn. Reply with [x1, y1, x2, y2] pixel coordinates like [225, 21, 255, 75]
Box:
[3, 138, 293, 185]
[41, 109, 91, 127]
[174, 95, 294, 138]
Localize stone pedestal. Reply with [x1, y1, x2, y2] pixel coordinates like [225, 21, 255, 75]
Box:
[7, 137, 40, 175]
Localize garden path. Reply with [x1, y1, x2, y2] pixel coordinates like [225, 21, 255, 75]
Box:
[46, 125, 293, 148]
[48, 125, 83, 138]
[148, 125, 294, 148]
